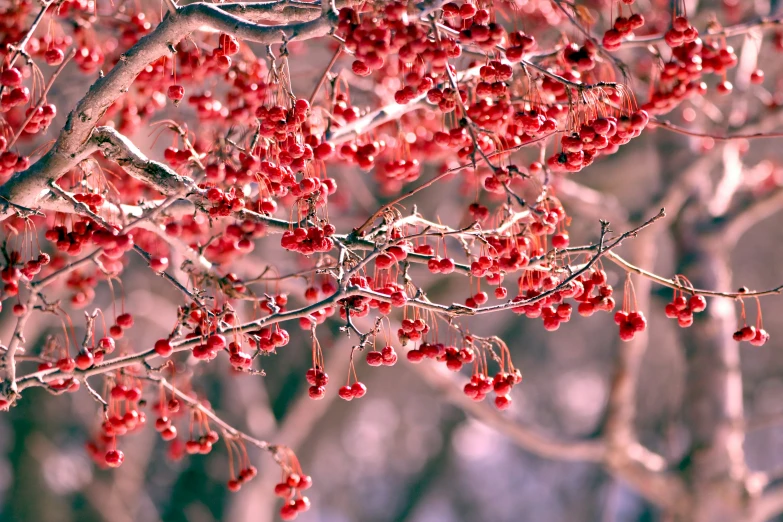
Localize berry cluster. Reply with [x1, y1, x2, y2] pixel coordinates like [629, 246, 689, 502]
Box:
[732, 298, 770, 346]
[664, 16, 699, 48]
[463, 369, 522, 410]
[602, 13, 645, 51]
[280, 225, 335, 255]
[86, 376, 146, 469]
[546, 111, 650, 173]
[366, 345, 398, 366]
[275, 470, 312, 520]
[664, 285, 707, 328]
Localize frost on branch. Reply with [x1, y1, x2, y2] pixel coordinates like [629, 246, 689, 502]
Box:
[0, 0, 782, 520]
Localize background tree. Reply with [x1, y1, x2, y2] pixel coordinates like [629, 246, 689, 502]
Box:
[0, 0, 783, 521]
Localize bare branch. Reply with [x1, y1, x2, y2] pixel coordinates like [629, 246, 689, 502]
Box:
[721, 187, 783, 245]
[412, 362, 605, 461]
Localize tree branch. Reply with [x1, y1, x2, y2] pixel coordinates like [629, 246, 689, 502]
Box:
[412, 362, 606, 461]
[721, 187, 783, 245]
[0, 3, 339, 215]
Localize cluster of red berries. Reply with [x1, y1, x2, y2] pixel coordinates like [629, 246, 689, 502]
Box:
[162, 145, 193, 167]
[280, 225, 335, 255]
[185, 430, 220, 455]
[511, 107, 558, 139]
[366, 345, 398, 366]
[505, 30, 537, 62]
[205, 186, 245, 217]
[426, 256, 458, 274]
[92, 228, 135, 261]
[338, 380, 368, 401]
[379, 158, 422, 183]
[0, 66, 31, 113]
[397, 317, 431, 345]
[35, 334, 112, 375]
[561, 40, 599, 71]
[303, 279, 337, 303]
[45, 221, 97, 256]
[733, 324, 770, 346]
[1, 251, 50, 295]
[227, 341, 253, 370]
[290, 176, 336, 203]
[72, 191, 105, 211]
[664, 16, 699, 48]
[87, 379, 146, 468]
[227, 464, 258, 491]
[546, 111, 650, 173]
[256, 99, 310, 141]
[510, 268, 614, 327]
[116, 12, 153, 48]
[300, 304, 337, 329]
[22, 102, 56, 135]
[537, 302, 573, 331]
[468, 202, 490, 221]
[63, 268, 98, 308]
[482, 165, 518, 194]
[339, 139, 388, 171]
[492, 229, 536, 261]
[427, 86, 469, 116]
[463, 369, 522, 410]
[108, 312, 135, 339]
[203, 219, 266, 263]
[306, 365, 330, 400]
[192, 333, 226, 361]
[602, 13, 645, 51]
[249, 326, 290, 353]
[154, 414, 180, 442]
[431, 131, 473, 167]
[329, 92, 362, 126]
[664, 293, 707, 328]
[614, 310, 647, 341]
[643, 38, 738, 113]
[339, 7, 392, 77]
[405, 341, 447, 363]
[463, 290, 489, 308]
[369, 282, 408, 314]
[447, 3, 507, 51]
[0, 147, 30, 178]
[440, 345, 475, 372]
[573, 269, 616, 316]
[275, 472, 312, 520]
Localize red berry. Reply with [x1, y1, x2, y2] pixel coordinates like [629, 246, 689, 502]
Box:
[688, 295, 707, 313]
[551, 232, 569, 248]
[366, 351, 383, 366]
[105, 449, 124, 467]
[494, 395, 512, 410]
[154, 339, 173, 357]
[75, 351, 94, 370]
[45, 48, 65, 66]
[167, 84, 185, 101]
[351, 381, 367, 398]
[1, 68, 22, 87]
[338, 385, 353, 401]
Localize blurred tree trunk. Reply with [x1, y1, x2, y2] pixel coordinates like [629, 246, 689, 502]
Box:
[674, 212, 750, 522]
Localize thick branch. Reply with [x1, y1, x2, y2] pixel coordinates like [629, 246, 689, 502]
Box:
[0, 3, 338, 215]
[721, 187, 783, 245]
[412, 362, 605, 461]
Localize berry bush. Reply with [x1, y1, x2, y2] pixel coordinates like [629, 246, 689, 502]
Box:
[0, 0, 783, 520]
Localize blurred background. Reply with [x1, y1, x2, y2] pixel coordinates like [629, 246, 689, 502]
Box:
[2, 0, 783, 521]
